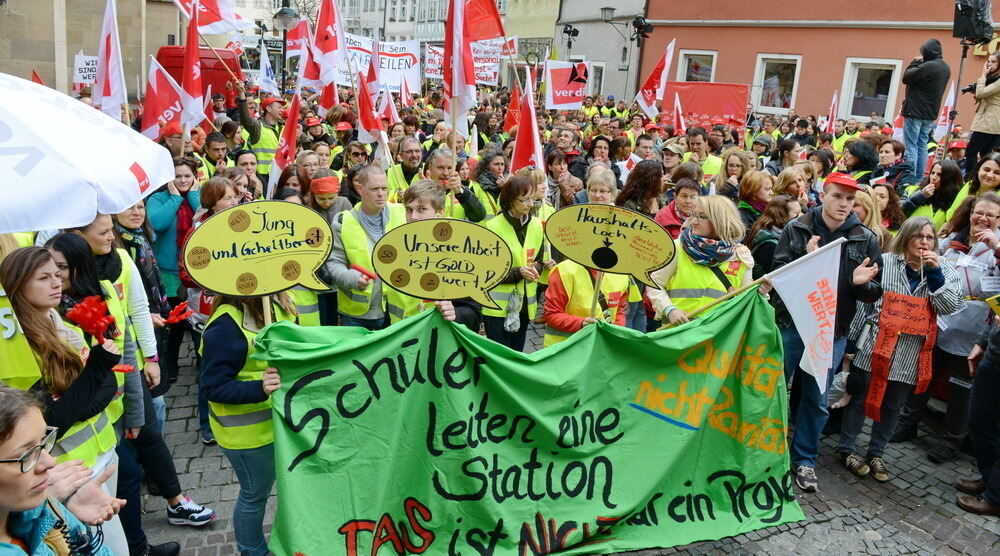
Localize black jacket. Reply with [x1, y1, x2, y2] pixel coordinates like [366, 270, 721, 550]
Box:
[870, 159, 918, 194]
[771, 207, 883, 338]
[901, 39, 952, 120]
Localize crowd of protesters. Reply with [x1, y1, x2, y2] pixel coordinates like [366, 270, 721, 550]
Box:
[5, 38, 1000, 555]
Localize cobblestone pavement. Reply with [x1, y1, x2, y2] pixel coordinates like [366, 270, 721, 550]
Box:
[142, 324, 1000, 555]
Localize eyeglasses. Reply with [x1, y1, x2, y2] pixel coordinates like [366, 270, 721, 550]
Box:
[972, 210, 1000, 220]
[514, 197, 535, 205]
[689, 213, 710, 221]
[349, 151, 366, 158]
[912, 234, 936, 242]
[0, 427, 58, 472]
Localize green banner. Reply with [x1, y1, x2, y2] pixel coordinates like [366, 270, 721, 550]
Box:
[255, 291, 802, 556]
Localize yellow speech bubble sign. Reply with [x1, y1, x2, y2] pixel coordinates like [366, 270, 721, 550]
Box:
[372, 218, 512, 310]
[182, 201, 332, 296]
[545, 203, 675, 286]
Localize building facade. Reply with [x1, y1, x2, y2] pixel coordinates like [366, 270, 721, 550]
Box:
[552, 0, 647, 100]
[640, 1, 991, 125]
[0, 0, 180, 96]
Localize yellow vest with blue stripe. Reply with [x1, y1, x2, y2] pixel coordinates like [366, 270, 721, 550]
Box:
[387, 164, 419, 203]
[482, 214, 544, 319]
[385, 290, 427, 324]
[665, 243, 748, 316]
[543, 261, 630, 347]
[338, 204, 407, 317]
[471, 181, 500, 219]
[201, 302, 290, 450]
[249, 121, 282, 175]
[903, 182, 970, 228]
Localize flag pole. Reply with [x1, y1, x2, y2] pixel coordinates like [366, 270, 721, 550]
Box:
[199, 33, 241, 83]
[656, 277, 766, 331]
[589, 271, 605, 318]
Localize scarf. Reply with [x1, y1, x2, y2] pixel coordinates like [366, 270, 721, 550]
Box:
[114, 222, 170, 315]
[680, 227, 738, 266]
[738, 199, 766, 215]
[175, 194, 195, 261]
[355, 206, 389, 242]
[94, 251, 122, 283]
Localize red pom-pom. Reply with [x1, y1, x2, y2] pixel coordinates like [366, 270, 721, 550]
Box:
[164, 301, 195, 324]
[65, 296, 117, 339]
[111, 364, 135, 374]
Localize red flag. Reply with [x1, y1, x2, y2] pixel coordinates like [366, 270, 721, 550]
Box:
[317, 82, 338, 117]
[365, 41, 381, 103]
[824, 90, 838, 134]
[635, 39, 675, 120]
[377, 84, 400, 126]
[224, 31, 244, 56]
[313, 0, 347, 86]
[510, 80, 545, 174]
[173, 0, 251, 34]
[30, 70, 45, 86]
[444, 0, 505, 134]
[672, 92, 687, 134]
[141, 56, 184, 140]
[544, 60, 590, 110]
[355, 72, 384, 143]
[267, 92, 302, 197]
[180, 0, 205, 135]
[93, 0, 128, 119]
[285, 19, 309, 60]
[400, 75, 415, 108]
[503, 83, 520, 133]
[300, 24, 323, 89]
[201, 84, 215, 135]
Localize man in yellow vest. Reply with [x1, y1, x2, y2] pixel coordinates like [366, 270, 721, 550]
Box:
[196, 132, 231, 182]
[582, 96, 599, 120]
[386, 136, 424, 202]
[682, 127, 723, 182]
[422, 149, 487, 222]
[235, 80, 284, 177]
[323, 166, 406, 330]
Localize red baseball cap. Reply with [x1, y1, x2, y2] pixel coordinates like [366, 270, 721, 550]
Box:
[305, 117, 322, 127]
[948, 140, 968, 150]
[824, 172, 864, 191]
[644, 122, 659, 131]
[260, 97, 285, 110]
[334, 122, 353, 131]
[158, 121, 182, 140]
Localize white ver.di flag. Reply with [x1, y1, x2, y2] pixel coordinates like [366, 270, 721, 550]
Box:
[765, 237, 846, 393]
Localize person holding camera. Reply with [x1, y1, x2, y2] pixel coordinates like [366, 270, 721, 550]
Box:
[964, 52, 1000, 177]
[901, 39, 952, 182]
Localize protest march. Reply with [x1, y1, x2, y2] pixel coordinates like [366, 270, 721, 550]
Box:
[3, 0, 1000, 554]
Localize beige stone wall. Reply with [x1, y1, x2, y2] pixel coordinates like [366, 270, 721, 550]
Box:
[0, 0, 179, 97]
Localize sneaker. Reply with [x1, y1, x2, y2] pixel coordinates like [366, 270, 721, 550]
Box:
[201, 433, 216, 446]
[928, 443, 958, 464]
[794, 464, 819, 493]
[841, 452, 870, 477]
[868, 456, 890, 482]
[889, 422, 918, 443]
[167, 496, 216, 527]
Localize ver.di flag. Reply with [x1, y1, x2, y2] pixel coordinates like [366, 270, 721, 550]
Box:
[284, 19, 309, 60]
[313, 0, 348, 87]
[765, 237, 846, 393]
[544, 60, 591, 110]
[93, 0, 128, 119]
[258, 290, 803, 555]
[173, 0, 251, 34]
[510, 79, 545, 174]
[634, 39, 675, 120]
[141, 56, 184, 140]
[934, 81, 956, 140]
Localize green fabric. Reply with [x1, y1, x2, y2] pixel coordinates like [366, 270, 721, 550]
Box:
[255, 291, 802, 555]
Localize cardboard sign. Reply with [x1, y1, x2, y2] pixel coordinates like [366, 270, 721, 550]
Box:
[424, 44, 444, 80]
[544, 60, 590, 110]
[372, 218, 512, 309]
[471, 38, 503, 85]
[337, 34, 421, 93]
[182, 201, 332, 297]
[73, 51, 97, 84]
[545, 204, 676, 286]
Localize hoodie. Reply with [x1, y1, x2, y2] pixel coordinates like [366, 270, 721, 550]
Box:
[901, 39, 952, 121]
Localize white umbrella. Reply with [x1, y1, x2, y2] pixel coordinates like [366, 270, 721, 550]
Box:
[0, 72, 175, 233]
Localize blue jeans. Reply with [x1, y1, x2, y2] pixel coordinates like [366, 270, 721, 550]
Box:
[903, 117, 935, 181]
[197, 362, 212, 440]
[220, 444, 276, 556]
[838, 372, 913, 458]
[341, 314, 388, 331]
[152, 395, 167, 431]
[780, 324, 846, 467]
[625, 300, 646, 332]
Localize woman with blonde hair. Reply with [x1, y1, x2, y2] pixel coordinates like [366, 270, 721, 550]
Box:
[773, 166, 810, 206]
[649, 196, 754, 325]
[852, 189, 893, 251]
[713, 147, 755, 200]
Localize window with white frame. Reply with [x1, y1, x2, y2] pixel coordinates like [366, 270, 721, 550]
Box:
[839, 57, 903, 121]
[677, 50, 716, 82]
[752, 54, 802, 113]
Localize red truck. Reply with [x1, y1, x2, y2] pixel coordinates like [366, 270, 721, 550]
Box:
[155, 46, 244, 101]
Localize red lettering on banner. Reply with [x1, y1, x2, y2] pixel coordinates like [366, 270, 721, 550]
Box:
[338, 497, 435, 556]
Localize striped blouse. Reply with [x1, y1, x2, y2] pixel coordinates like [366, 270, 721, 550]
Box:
[851, 253, 965, 385]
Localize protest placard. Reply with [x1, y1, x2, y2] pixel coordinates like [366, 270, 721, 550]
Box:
[259, 290, 802, 555]
[372, 218, 512, 309]
[545, 204, 676, 287]
[182, 201, 332, 297]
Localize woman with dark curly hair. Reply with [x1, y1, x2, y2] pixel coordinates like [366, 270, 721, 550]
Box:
[841, 141, 879, 185]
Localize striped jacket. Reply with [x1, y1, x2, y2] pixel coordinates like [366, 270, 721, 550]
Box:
[852, 253, 965, 384]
